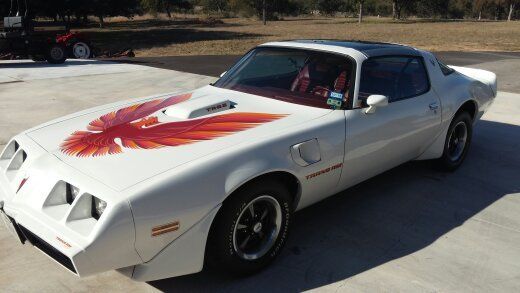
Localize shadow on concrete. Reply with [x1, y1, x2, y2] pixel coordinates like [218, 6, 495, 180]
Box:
[107, 55, 241, 77]
[87, 28, 263, 52]
[148, 119, 519, 292]
[0, 60, 106, 68]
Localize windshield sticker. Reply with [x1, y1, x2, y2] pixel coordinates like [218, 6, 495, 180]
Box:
[60, 93, 287, 157]
[329, 91, 343, 100]
[327, 98, 342, 108]
[327, 91, 343, 109]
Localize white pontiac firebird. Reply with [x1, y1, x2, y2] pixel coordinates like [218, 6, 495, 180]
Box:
[0, 40, 496, 281]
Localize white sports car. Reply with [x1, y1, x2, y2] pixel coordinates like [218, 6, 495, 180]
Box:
[0, 40, 496, 281]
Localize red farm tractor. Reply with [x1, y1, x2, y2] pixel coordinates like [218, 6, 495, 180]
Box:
[0, 0, 92, 64]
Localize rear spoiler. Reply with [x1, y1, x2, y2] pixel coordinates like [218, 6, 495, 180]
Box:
[449, 66, 498, 96]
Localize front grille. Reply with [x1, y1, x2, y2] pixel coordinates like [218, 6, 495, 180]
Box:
[17, 225, 77, 274]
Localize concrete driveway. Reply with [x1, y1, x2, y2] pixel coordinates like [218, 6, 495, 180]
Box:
[0, 54, 519, 292]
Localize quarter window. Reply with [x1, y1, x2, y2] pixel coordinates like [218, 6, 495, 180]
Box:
[436, 58, 455, 75]
[358, 56, 430, 106]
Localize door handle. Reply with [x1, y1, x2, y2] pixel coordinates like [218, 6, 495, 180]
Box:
[429, 102, 439, 111]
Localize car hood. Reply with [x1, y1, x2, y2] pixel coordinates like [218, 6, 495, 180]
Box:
[26, 86, 332, 191]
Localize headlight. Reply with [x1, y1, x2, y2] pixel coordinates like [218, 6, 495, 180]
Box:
[66, 184, 80, 204]
[91, 197, 107, 220]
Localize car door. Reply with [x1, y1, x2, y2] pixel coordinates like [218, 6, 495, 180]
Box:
[338, 55, 442, 189]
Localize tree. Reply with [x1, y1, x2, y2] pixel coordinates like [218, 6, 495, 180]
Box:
[141, 0, 192, 18]
[358, 0, 364, 23]
[391, 0, 416, 20]
[91, 0, 139, 27]
[415, 0, 450, 18]
[262, 0, 266, 24]
[506, 0, 518, 20]
[247, 0, 279, 23]
[474, 0, 488, 20]
[318, 0, 344, 15]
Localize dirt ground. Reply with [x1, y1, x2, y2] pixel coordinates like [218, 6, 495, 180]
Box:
[77, 16, 520, 57]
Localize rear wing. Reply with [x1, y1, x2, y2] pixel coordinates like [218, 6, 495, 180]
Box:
[450, 66, 498, 97]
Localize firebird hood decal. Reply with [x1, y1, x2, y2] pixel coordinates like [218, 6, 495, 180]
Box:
[60, 93, 286, 157]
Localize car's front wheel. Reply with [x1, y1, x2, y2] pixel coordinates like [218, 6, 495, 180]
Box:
[437, 112, 473, 171]
[207, 178, 293, 275]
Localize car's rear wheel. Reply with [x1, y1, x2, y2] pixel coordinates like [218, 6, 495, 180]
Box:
[437, 112, 473, 171]
[207, 178, 292, 275]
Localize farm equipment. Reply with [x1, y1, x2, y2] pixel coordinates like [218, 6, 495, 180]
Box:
[0, 0, 92, 63]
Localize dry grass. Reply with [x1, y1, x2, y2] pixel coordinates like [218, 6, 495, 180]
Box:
[77, 16, 520, 57]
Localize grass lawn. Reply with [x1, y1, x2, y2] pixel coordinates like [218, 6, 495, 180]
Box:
[78, 16, 520, 57]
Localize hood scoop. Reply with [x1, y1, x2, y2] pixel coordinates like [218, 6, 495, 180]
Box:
[164, 96, 233, 119]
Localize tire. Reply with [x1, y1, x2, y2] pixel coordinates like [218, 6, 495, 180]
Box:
[436, 112, 473, 171]
[45, 44, 67, 64]
[207, 178, 293, 276]
[70, 41, 91, 59]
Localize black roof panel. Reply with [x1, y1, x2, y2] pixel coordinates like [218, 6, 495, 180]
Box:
[287, 40, 421, 57]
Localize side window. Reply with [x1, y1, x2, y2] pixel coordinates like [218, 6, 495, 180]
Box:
[397, 58, 429, 99]
[358, 56, 430, 107]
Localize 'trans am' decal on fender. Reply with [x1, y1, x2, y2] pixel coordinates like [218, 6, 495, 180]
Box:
[306, 163, 343, 180]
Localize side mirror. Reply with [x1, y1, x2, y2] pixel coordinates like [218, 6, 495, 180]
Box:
[365, 95, 389, 114]
[219, 71, 227, 78]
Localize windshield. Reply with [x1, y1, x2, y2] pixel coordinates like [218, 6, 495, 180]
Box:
[214, 47, 355, 109]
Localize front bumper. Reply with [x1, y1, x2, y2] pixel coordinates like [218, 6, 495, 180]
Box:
[0, 186, 83, 275]
[0, 135, 141, 277]
[0, 209, 77, 273]
[1, 134, 219, 281]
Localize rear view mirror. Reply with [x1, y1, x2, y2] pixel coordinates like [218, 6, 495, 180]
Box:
[365, 95, 389, 114]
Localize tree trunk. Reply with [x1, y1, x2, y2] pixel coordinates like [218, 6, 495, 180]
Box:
[392, 1, 397, 19]
[262, 0, 266, 25]
[165, 3, 172, 18]
[508, 3, 515, 21]
[98, 15, 104, 28]
[358, 2, 363, 23]
[478, 9, 482, 21]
